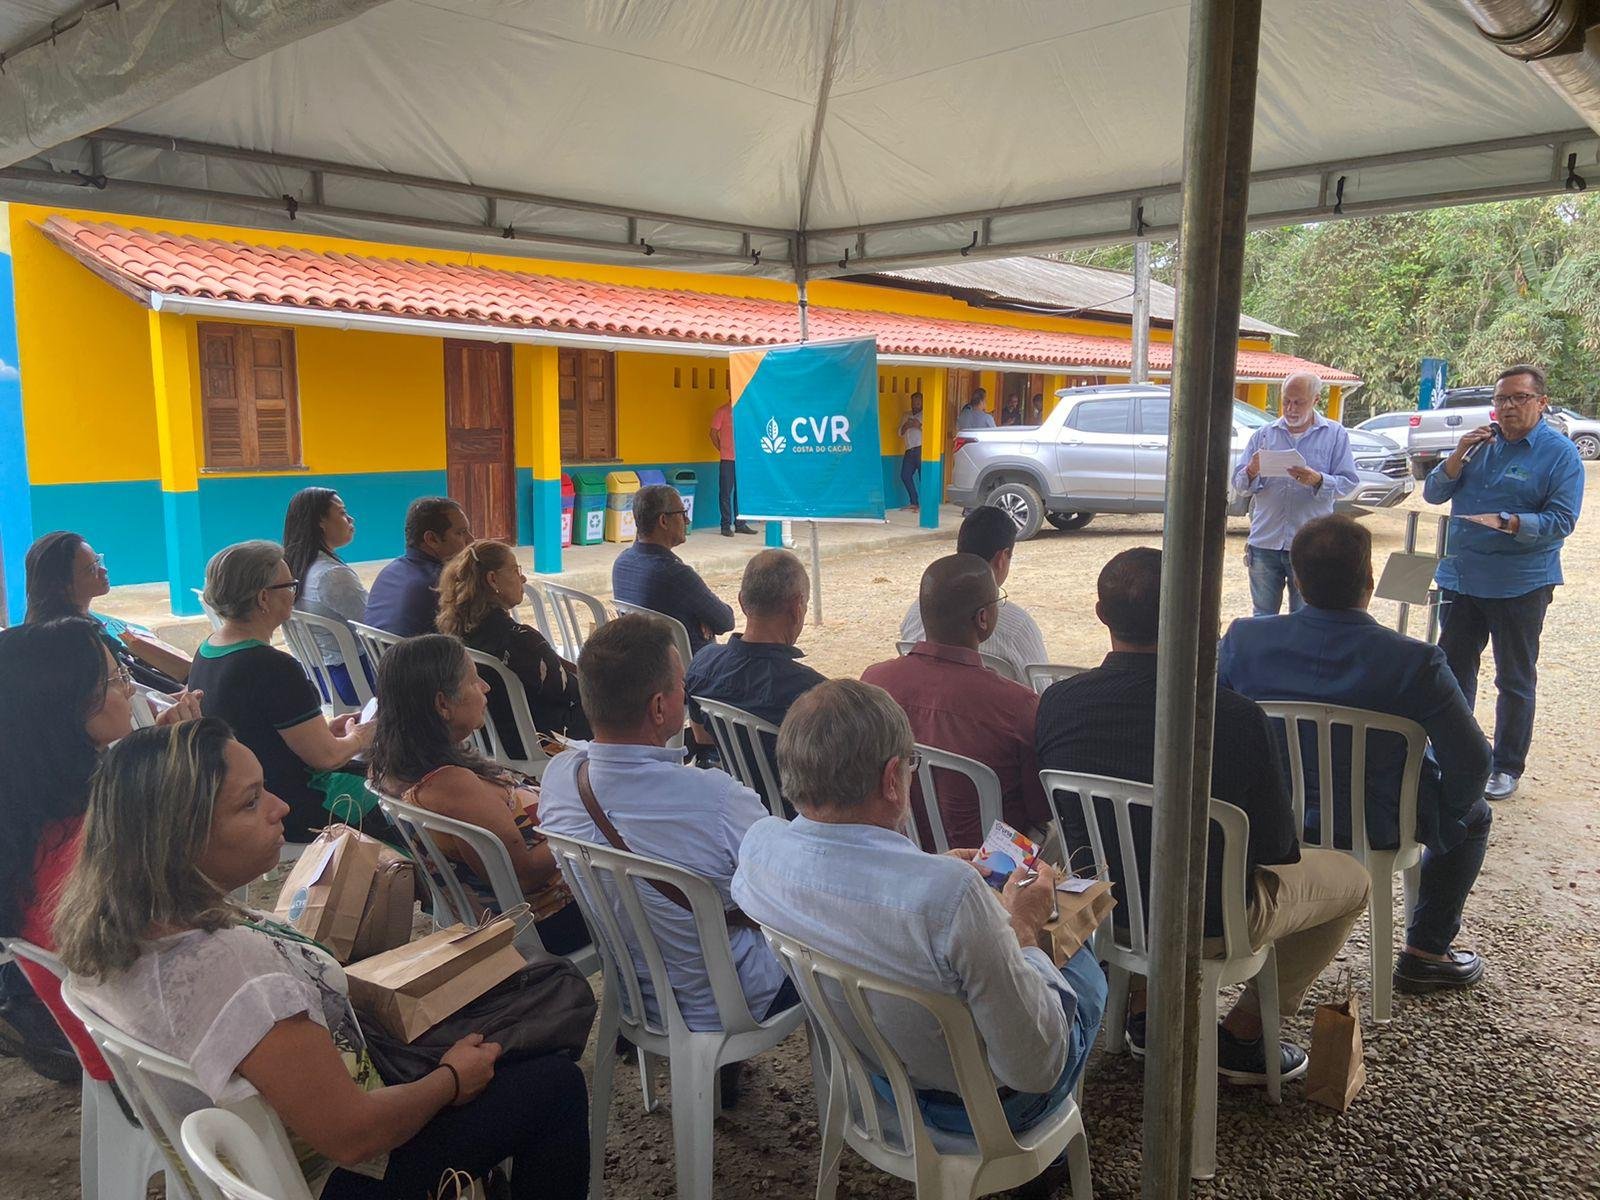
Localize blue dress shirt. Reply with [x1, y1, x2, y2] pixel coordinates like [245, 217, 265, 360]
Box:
[611, 541, 735, 654]
[1422, 416, 1584, 599]
[362, 547, 443, 636]
[683, 635, 825, 729]
[1231, 413, 1360, 550]
[1217, 606, 1491, 852]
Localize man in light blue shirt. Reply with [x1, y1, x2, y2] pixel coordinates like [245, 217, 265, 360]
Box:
[1423, 363, 1584, 800]
[955, 386, 996, 430]
[733, 678, 1105, 1142]
[539, 614, 791, 1072]
[1231, 373, 1360, 615]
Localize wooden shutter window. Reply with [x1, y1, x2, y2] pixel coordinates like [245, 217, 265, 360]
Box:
[556, 347, 617, 462]
[197, 322, 302, 470]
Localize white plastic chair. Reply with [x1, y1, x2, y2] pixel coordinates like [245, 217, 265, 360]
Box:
[60, 981, 311, 1200]
[910, 744, 1003, 854]
[1023, 663, 1090, 695]
[611, 600, 693, 749]
[346, 620, 404, 668]
[193, 588, 223, 632]
[1040, 770, 1282, 1181]
[691, 696, 785, 818]
[894, 640, 1024, 684]
[463, 647, 554, 780]
[2, 938, 177, 1200]
[374, 791, 598, 977]
[543, 830, 807, 1200]
[761, 925, 1092, 1200]
[181, 1109, 309, 1200]
[1256, 701, 1428, 1024]
[527, 581, 610, 662]
[281, 611, 373, 717]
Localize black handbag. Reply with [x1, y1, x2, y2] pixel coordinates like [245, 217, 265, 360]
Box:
[362, 953, 597, 1084]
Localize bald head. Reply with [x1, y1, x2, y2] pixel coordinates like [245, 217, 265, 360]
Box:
[918, 553, 1000, 648]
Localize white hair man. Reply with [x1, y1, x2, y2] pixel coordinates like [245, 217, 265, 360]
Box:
[1231, 372, 1360, 616]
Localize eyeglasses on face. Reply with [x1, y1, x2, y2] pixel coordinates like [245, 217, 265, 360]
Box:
[971, 587, 1008, 620]
[79, 553, 106, 573]
[885, 749, 924, 774]
[1493, 392, 1544, 407]
[106, 664, 134, 690]
[264, 579, 300, 592]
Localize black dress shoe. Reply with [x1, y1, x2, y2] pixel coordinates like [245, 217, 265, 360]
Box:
[719, 527, 735, 538]
[1485, 771, 1519, 801]
[718, 1061, 746, 1109]
[1394, 948, 1485, 993]
[734, 521, 758, 534]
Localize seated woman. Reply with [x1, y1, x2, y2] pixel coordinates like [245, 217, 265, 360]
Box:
[187, 540, 373, 843]
[56, 720, 589, 1200]
[368, 635, 591, 956]
[0, 617, 200, 1085]
[24, 530, 192, 693]
[284, 487, 372, 706]
[436, 540, 591, 759]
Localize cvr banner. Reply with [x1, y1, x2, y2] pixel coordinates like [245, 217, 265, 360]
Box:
[728, 338, 885, 522]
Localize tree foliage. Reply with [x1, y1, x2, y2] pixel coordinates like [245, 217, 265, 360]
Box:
[1061, 196, 1600, 418]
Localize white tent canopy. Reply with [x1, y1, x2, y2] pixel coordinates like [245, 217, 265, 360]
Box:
[0, 0, 1596, 277]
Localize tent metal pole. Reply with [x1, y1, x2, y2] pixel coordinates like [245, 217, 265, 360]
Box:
[1143, 0, 1261, 1194]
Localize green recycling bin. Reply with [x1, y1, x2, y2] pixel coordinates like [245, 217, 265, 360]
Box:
[571, 472, 608, 546]
[672, 469, 700, 530]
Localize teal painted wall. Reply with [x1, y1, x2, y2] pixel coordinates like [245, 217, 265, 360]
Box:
[28, 479, 167, 587]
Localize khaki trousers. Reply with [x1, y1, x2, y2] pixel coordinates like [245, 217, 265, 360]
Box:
[1201, 848, 1371, 1017]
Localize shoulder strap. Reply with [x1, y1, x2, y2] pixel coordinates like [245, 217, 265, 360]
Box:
[575, 760, 757, 931]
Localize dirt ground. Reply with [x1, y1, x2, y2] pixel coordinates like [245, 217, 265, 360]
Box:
[3, 477, 1598, 1197]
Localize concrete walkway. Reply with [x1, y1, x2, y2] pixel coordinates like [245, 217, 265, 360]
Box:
[100, 505, 961, 652]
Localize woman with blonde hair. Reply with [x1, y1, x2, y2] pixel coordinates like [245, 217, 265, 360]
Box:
[436, 539, 590, 758]
[55, 719, 589, 1199]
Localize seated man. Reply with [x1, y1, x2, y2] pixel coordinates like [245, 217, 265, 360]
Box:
[734, 678, 1106, 1143]
[612, 484, 735, 655]
[900, 506, 1049, 677]
[1036, 547, 1370, 1083]
[539, 614, 792, 1093]
[362, 496, 472, 636]
[1217, 513, 1492, 994]
[685, 549, 825, 811]
[863, 553, 1050, 848]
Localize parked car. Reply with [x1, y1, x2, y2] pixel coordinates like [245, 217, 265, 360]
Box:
[946, 384, 1410, 539]
[1405, 385, 1496, 479]
[1353, 410, 1415, 439]
[1547, 406, 1600, 460]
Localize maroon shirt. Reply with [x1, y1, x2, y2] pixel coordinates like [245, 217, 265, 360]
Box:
[861, 641, 1050, 849]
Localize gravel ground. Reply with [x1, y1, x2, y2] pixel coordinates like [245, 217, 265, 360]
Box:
[3, 478, 1598, 1198]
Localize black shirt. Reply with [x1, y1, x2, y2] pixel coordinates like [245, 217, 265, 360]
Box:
[1035, 651, 1300, 936]
[188, 639, 326, 842]
[461, 607, 590, 759]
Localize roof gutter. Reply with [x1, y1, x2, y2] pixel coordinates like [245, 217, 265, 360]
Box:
[1461, 1, 1600, 137]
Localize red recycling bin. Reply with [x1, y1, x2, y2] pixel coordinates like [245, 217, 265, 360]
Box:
[560, 473, 575, 547]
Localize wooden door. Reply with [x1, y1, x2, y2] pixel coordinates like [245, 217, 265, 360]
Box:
[444, 340, 516, 543]
[943, 368, 980, 499]
[558, 347, 616, 461]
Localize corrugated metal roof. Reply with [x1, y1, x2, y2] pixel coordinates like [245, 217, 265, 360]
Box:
[858, 257, 1293, 338]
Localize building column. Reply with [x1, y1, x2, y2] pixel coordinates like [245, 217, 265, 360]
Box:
[516, 344, 564, 574]
[1245, 382, 1269, 410]
[918, 369, 947, 529]
[1326, 384, 1344, 422]
[148, 311, 204, 617]
[0, 251, 32, 624]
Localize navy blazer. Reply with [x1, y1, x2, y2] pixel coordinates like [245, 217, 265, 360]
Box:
[1218, 606, 1490, 852]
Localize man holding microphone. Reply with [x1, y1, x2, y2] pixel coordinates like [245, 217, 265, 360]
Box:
[1233, 372, 1360, 615]
[1424, 364, 1584, 801]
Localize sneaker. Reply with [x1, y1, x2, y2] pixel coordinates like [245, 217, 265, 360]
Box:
[1394, 947, 1485, 993]
[1216, 1025, 1308, 1086]
[1124, 1010, 1146, 1058]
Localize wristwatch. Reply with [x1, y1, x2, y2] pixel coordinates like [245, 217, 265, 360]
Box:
[1498, 511, 1514, 531]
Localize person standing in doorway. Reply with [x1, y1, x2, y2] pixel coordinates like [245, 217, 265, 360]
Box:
[710, 401, 757, 538]
[1423, 363, 1583, 801]
[1232, 372, 1359, 616]
[898, 392, 924, 511]
[956, 387, 995, 431]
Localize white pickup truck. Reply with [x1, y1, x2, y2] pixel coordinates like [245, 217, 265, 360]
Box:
[1405, 386, 1496, 479]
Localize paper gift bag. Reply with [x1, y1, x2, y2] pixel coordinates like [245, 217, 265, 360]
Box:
[272, 825, 383, 962]
[349, 847, 417, 963]
[1305, 994, 1367, 1111]
[1040, 878, 1115, 966]
[346, 918, 526, 1043]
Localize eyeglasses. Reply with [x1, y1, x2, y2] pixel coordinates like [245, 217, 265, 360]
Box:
[887, 749, 924, 774]
[1493, 392, 1544, 407]
[79, 553, 106, 573]
[664, 508, 689, 518]
[972, 588, 1008, 619]
[106, 664, 134, 691]
[264, 579, 300, 591]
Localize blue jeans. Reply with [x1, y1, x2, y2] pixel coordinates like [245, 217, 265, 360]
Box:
[1408, 793, 1493, 956]
[1245, 545, 1301, 616]
[890, 945, 1107, 1136]
[900, 448, 921, 506]
[1437, 586, 1553, 777]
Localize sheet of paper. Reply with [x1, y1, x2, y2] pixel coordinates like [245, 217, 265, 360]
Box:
[977, 820, 1043, 876]
[1258, 448, 1307, 477]
[300, 838, 340, 886]
[359, 697, 379, 723]
[1055, 875, 1098, 894]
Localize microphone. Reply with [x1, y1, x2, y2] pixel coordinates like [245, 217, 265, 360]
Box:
[1462, 421, 1501, 464]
